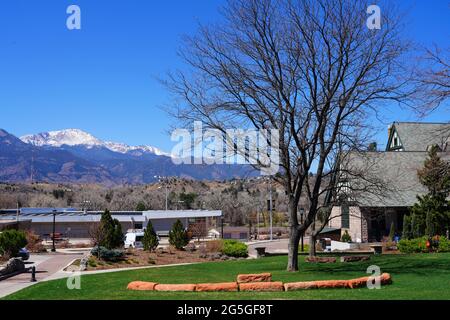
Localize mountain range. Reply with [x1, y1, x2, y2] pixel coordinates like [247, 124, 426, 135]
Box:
[0, 128, 256, 185]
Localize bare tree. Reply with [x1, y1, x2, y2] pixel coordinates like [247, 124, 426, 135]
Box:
[414, 45, 450, 115]
[164, 0, 412, 271]
[89, 222, 106, 259]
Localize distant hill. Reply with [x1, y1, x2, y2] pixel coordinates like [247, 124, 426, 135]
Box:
[0, 128, 257, 185]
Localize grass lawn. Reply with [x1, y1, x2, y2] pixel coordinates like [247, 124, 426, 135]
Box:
[3, 253, 450, 300]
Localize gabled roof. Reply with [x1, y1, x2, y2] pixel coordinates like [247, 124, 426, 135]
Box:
[387, 122, 450, 151]
[344, 151, 450, 207]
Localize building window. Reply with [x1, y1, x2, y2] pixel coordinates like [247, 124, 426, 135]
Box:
[341, 206, 350, 228]
[134, 223, 143, 229]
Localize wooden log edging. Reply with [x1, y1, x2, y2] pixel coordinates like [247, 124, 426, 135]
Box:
[127, 273, 392, 292]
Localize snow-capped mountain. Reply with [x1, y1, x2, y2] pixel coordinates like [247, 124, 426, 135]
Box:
[0, 128, 257, 185]
[20, 129, 170, 157]
[21, 129, 103, 148]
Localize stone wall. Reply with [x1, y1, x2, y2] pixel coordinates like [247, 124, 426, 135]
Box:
[329, 206, 368, 242]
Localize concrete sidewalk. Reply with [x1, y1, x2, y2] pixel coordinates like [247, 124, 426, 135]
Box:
[0, 253, 82, 298]
[47, 261, 203, 282]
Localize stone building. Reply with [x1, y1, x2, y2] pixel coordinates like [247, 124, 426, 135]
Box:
[329, 122, 450, 242]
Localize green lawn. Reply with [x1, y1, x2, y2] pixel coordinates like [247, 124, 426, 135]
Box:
[4, 253, 450, 300]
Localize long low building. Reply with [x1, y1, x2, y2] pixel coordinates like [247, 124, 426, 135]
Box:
[0, 208, 222, 239]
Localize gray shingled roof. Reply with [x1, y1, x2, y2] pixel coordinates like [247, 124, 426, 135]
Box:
[390, 122, 450, 151]
[344, 151, 450, 207]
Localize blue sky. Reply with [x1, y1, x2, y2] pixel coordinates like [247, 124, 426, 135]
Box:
[0, 0, 449, 152]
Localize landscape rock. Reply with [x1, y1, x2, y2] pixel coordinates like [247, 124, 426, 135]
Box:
[127, 281, 158, 291]
[0, 258, 25, 276]
[79, 256, 89, 271]
[239, 281, 284, 292]
[209, 253, 223, 260]
[196, 282, 239, 292]
[305, 256, 336, 263]
[340, 255, 370, 263]
[284, 281, 318, 291]
[237, 273, 272, 283]
[347, 273, 392, 289]
[380, 273, 393, 285]
[154, 284, 197, 292]
[315, 279, 349, 289]
[184, 243, 196, 252]
[346, 276, 369, 289]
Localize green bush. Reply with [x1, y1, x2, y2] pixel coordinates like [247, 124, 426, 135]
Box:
[299, 244, 310, 253]
[91, 246, 125, 261]
[398, 237, 429, 253]
[222, 240, 248, 258]
[169, 219, 189, 250]
[0, 229, 28, 258]
[341, 230, 352, 243]
[438, 237, 450, 252]
[143, 221, 159, 252]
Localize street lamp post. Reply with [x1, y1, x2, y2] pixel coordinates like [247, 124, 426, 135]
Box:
[51, 209, 57, 252]
[269, 178, 273, 241]
[257, 210, 260, 240]
[155, 175, 169, 210]
[262, 176, 274, 241]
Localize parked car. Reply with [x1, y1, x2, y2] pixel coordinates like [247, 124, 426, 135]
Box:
[124, 230, 144, 249]
[18, 248, 30, 261]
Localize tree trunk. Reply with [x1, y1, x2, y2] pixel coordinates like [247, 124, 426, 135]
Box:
[309, 219, 317, 257]
[309, 234, 317, 257]
[287, 198, 300, 272]
[287, 226, 300, 271]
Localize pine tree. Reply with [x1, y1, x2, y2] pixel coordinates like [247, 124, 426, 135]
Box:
[169, 219, 189, 249]
[411, 194, 449, 237]
[341, 230, 352, 243]
[411, 211, 424, 239]
[136, 201, 147, 211]
[143, 221, 159, 251]
[409, 147, 450, 237]
[402, 215, 412, 240]
[111, 219, 124, 248]
[99, 209, 123, 249]
[425, 210, 434, 237]
[417, 145, 450, 197]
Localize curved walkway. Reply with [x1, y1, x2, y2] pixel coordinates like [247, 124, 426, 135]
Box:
[0, 253, 82, 298]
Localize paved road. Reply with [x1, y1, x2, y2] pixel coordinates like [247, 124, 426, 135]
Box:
[0, 253, 82, 298]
